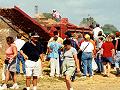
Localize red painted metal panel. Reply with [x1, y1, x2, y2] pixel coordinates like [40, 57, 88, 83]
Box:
[0, 6, 52, 41]
[14, 6, 50, 35]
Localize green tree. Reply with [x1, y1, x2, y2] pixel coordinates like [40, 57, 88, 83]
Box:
[102, 24, 118, 34]
[80, 16, 97, 27]
[42, 13, 53, 19]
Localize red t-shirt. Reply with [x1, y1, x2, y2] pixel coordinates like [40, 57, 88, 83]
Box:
[102, 41, 114, 57]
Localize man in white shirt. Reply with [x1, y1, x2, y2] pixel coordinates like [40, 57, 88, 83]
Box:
[93, 24, 105, 40]
[14, 34, 26, 75]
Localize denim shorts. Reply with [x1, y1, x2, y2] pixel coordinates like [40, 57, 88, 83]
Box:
[102, 57, 112, 63]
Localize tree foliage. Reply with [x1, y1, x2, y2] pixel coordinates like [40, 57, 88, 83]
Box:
[102, 24, 118, 34]
[42, 13, 53, 19]
[80, 16, 118, 34]
[80, 16, 97, 27]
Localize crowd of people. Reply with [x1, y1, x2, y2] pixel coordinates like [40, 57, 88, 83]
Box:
[0, 24, 120, 90]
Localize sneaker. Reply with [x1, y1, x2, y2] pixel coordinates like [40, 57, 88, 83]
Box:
[70, 87, 74, 90]
[50, 75, 54, 77]
[71, 76, 75, 82]
[90, 76, 93, 78]
[50, 74, 55, 77]
[0, 84, 7, 89]
[96, 71, 101, 74]
[55, 74, 60, 77]
[16, 72, 20, 75]
[59, 74, 63, 77]
[10, 83, 19, 89]
[103, 74, 108, 77]
[81, 76, 86, 79]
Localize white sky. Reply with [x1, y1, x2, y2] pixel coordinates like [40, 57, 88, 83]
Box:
[0, 0, 120, 30]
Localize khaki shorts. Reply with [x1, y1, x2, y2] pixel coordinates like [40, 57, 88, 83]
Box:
[25, 60, 40, 76]
[62, 59, 75, 77]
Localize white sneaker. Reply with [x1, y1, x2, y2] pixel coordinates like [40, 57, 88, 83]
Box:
[70, 87, 74, 90]
[10, 83, 19, 89]
[55, 74, 60, 77]
[26, 87, 30, 90]
[0, 84, 7, 89]
[81, 76, 86, 79]
[33, 86, 37, 90]
[50, 74, 54, 77]
[90, 76, 93, 78]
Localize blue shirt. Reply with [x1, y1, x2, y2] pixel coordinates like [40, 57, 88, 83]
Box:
[48, 41, 62, 59]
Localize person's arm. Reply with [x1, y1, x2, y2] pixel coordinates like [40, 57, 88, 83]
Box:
[11, 45, 18, 60]
[73, 53, 80, 73]
[100, 48, 103, 55]
[115, 40, 118, 51]
[112, 49, 115, 58]
[102, 30, 106, 37]
[112, 43, 115, 60]
[20, 50, 28, 60]
[39, 53, 44, 62]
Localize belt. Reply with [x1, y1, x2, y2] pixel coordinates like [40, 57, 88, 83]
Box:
[64, 56, 73, 59]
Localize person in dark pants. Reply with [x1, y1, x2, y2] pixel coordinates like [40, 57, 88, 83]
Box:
[95, 37, 104, 73]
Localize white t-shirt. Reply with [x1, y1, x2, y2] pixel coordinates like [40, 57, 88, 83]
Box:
[80, 41, 94, 52]
[93, 27, 104, 40]
[14, 39, 25, 51]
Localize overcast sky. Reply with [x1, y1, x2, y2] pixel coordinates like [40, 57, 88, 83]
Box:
[0, 0, 120, 30]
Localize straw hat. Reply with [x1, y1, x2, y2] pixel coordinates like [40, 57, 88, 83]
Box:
[84, 34, 90, 40]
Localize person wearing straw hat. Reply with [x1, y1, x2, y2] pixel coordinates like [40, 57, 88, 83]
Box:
[80, 34, 94, 78]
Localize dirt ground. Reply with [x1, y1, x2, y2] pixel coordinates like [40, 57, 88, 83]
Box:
[0, 62, 120, 90]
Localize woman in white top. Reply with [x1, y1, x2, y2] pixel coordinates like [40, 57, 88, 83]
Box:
[62, 39, 80, 90]
[80, 34, 94, 78]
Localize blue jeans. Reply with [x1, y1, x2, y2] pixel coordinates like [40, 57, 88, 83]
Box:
[115, 51, 120, 68]
[95, 58, 103, 72]
[115, 60, 120, 68]
[16, 52, 26, 74]
[81, 52, 92, 76]
[115, 51, 120, 74]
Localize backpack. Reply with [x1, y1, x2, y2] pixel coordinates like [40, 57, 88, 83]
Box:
[70, 39, 79, 51]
